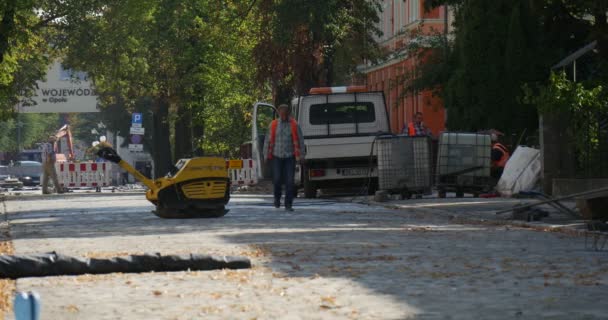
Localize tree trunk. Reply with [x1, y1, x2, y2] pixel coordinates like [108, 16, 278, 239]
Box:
[324, 46, 335, 87]
[152, 96, 172, 178]
[192, 113, 204, 157]
[173, 105, 192, 160]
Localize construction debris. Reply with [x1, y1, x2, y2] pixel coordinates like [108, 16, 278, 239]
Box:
[496, 186, 608, 216]
[576, 192, 608, 220]
[496, 146, 541, 197]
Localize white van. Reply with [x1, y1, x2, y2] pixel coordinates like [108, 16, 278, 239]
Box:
[252, 86, 390, 198]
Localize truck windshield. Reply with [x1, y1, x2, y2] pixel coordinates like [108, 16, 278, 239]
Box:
[309, 102, 375, 125]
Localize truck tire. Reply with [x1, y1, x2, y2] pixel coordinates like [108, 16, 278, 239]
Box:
[367, 180, 378, 195]
[303, 172, 317, 199]
[438, 189, 447, 198]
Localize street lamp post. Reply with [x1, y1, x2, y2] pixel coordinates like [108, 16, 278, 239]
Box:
[16, 101, 23, 155]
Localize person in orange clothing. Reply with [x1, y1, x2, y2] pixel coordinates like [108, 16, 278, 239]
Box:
[263, 104, 305, 211]
[41, 135, 64, 194]
[403, 112, 432, 137]
[490, 131, 510, 180]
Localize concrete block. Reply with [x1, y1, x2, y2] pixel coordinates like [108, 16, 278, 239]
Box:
[576, 195, 608, 220]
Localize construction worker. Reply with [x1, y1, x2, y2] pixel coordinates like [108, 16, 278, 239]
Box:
[41, 135, 63, 194]
[491, 132, 510, 180]
[263, 104, 305, 211]
[403, 112, 432, 137]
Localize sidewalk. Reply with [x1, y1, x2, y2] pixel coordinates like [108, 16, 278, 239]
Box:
[341, 193, 589, 235]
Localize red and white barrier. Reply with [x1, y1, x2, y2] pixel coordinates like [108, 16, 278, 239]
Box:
[55, 162, 111, 188]
[227, 159, 258, 186]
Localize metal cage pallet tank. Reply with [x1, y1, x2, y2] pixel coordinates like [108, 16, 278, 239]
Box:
[376, 135, 432, 198]
[436, 132, 493, 198]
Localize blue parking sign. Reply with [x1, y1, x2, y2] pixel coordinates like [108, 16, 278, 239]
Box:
[132, 113, 142, 124]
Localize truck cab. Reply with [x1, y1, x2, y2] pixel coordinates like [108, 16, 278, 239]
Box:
[293, 86, 390, 197]
[250, 86, 390, 198]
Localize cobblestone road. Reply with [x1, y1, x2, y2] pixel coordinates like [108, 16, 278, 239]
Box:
[2, 194, 607, 319]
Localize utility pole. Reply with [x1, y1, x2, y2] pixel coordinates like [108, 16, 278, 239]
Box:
[16, 101, 22, 154]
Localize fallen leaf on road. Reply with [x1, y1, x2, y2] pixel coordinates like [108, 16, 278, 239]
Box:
[200, 306, 223, 314]
[1, 237, 15, 318]
[63, 305, 79, 313]
[243, 245, 271, 257]
[321, 296, 337, 305]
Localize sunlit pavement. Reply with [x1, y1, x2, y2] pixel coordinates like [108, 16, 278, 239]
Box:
[2, 193, 607, 319]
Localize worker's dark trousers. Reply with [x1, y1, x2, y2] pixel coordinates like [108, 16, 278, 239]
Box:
[272, 157, 295, 208]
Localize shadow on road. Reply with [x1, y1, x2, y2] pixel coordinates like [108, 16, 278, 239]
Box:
[4, 194, 608, 319]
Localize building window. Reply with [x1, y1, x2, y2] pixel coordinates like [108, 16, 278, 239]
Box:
[400, 0, 405, 29]
[309, 102, 376, 125]
[409, 0, 418, 23]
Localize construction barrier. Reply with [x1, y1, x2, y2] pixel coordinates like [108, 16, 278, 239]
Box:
[227, 159, 258, 186]
[55, 161, 111, 189]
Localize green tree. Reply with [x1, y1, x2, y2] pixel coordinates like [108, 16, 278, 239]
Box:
[62, 0, 172, 176]
[524, 71, 607, 170]
[0, 1, 51, 120]
[405, 0, 602, 136]
[0, 113, 59, 152]
[63, 0, 263, 175]
[253, 0, 382, 103]
[0, 0, 112, 120]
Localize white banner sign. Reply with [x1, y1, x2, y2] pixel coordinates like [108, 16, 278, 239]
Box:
[128, 144, 144, 152]
[19, 61, 99, 113]
[130, 127, 145, 135]
[129, 144, 144, 152]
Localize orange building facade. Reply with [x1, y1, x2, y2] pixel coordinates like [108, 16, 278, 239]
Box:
[361, 0, 449, 135]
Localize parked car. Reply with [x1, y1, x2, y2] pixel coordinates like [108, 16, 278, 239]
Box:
[8, 161, 42, 186]
[0, 165, 9, 180]
[0, 165, 24, 189]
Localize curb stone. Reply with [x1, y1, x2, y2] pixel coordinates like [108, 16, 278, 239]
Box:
[0, 191, 145, 202]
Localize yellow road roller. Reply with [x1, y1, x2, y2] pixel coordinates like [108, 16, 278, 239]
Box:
[97, 147, 231, 218]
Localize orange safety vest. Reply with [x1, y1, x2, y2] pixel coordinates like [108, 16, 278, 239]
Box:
[492, 142, 510, 168]
[407, 122, 416, 136]
[268, 118, 301, 161]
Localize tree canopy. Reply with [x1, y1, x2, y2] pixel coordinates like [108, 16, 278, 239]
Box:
[60, 0, 264, 175]
[253, 0, 382, 103]
[3, 0, 605, 166]
[407, 0, 607, 137]
[0, 113, 58, 152]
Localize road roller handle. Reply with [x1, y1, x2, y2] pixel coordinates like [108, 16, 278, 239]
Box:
[97, 147, 157, 191]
